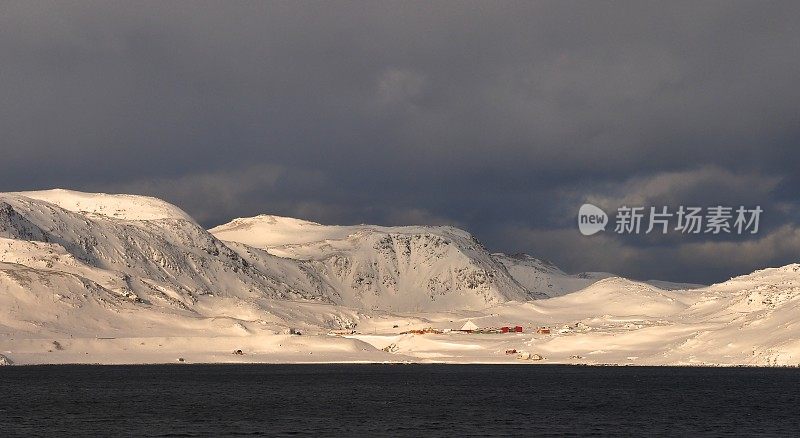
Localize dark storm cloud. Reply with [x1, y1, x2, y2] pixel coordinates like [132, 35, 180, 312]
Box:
[1, 1, 799, 282]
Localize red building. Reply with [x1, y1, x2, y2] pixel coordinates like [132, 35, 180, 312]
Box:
[500, 326, 524, 333]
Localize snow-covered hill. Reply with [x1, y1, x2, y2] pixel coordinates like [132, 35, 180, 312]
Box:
[11, 189, 196, 222]
[647, 264, 800, 365]
[2, 189, 799, 366]
[0, 191, 359, 341]
[0, 190, 535, 340]
[493, 253, 614, 298]
[0, 193, 329, 303]
[211, 215, 535, 311]
[494, 253, 703, 297]
[211, 215, 698, 303]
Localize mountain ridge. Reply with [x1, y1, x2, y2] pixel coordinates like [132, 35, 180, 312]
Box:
[3, 189, 798, 366]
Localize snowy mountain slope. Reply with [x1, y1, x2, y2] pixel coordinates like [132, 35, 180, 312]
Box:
[211, 215, 536, 311]
[210, 215, 704, 303]
[12, 189, 195, 222]
[209, 215, 358, 250]
[534, 277, 692, 318]
[337, 265, 800, 366]
[0, 189, 537, 340]
[2, 189, 800, 366]
[220, 240, 340, 304]
[494, 253, 703, 298]
[640, 264, 800, 365]
[0, 191, 356, 341]
[680, 264, 800, 320]
[492, 253, 614, 298]
[453, 264, 800, 366]
[0, 189, 550, 346]
[0, 193, 333, 302]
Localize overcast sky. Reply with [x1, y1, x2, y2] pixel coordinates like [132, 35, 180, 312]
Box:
[2, 1, 799, 283]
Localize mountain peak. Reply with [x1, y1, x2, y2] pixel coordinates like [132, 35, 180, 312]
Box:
[7, 189, 195, 223]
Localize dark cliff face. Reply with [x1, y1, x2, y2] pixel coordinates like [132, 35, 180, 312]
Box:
[0, 201, 49, 243]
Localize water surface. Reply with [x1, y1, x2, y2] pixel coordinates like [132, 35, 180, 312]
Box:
[1, 364, 798, 436]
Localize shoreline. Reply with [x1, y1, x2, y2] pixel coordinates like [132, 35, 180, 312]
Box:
[4, 360, 799, 368]
[4, 333, 798, 367]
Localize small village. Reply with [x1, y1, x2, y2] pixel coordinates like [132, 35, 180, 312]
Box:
[326, 319, 567, 362]
[326, 320, 556, 337]
[398, 320, 552, 335]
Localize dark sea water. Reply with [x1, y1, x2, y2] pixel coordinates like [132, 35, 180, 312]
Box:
[1, 364, 798, 437]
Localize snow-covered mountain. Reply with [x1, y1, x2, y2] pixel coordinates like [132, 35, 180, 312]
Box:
[9, 189, 196, 222]
[494, 253, 703, 297]
[210, 215, 536, 311]
[0, 192, 329, 303]
[646, 264, 800, 365]
[0, 189, 697, 325]
[0, 189, 541, 337]
[492, 253, 614, 298]
[0, 190, 357, 339]
[2, 189, 799, 366]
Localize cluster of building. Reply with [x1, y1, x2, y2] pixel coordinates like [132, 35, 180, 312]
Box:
[339, 320, 559, 336]
[400, 327, 443, 335]
[456, 320, 551, 334]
